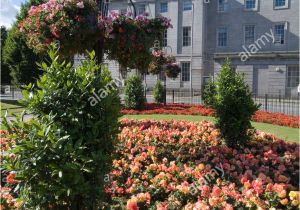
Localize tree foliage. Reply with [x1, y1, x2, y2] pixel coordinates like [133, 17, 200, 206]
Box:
[1, 26, 11, 84]
[124, 75, 145, 110]
[153, 80, 165, 103]
[3, 26, 42, 84]
[3, 45, 120, 209]
[2, 0, 45, 85]
[203, 60, 259, 148]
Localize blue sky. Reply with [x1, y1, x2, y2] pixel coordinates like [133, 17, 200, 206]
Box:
[0, 0, 25, 28]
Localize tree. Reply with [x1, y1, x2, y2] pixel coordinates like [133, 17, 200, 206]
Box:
[2, 0, 45, 85]
[203, 60, 259, 148]
[3, 26, 42, 84]
[1, 26, 11, 84]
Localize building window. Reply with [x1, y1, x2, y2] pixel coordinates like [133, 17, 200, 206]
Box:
[181, 62, 190, 82]
[244, 25, 255, 45]
[137, 5, 146, 15]
[183, 26, 191, 47]
[183, 1, 192, 11]
[245, 0, 257, 10]
[274, 23, 286, 44]
[218, 0, 228, 12]
[274, 0, 288, 9]
[160, 2, 168, 13]
[119, 8, 127, 14]
[287, 66, 299, 88]
[162, 29, 168, 47]
[275, 0, 286, 6]
[217, 27, 227, 47]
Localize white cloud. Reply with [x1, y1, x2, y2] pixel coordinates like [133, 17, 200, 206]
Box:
[0, 0, 21, 28]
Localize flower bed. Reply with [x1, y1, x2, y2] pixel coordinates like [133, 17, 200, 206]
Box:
[121, 103, 299, 128]
[108, 119, 299, 209]
[1, 120, 299, 209]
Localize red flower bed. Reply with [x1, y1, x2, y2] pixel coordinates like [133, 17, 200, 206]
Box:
[121, 103, 299, 128]
[121, 103, 215, 116]
[253, 111, 299, 128]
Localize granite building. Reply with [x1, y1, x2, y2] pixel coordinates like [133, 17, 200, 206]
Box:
[105, 0, 299, 97]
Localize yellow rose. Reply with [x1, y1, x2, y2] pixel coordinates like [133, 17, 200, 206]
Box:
[197, 163, 205, 171]
[291, 199, 299, 206]
[289, 191, 299, 200]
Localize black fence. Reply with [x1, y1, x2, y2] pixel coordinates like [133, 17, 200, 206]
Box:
[2, 85, 299, 116]
[141, 89, 300, 116]
[0, 85, 23, 100]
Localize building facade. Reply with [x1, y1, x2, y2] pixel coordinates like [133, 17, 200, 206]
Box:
[106, 0, 299, 97]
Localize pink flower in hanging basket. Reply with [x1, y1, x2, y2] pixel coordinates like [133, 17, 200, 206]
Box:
[76, 1, 84, 8]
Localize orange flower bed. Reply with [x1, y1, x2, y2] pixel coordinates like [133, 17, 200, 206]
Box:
[105, 119, 299, 209]
[121, 103, 299, 128]
[1, 119, 299, 209]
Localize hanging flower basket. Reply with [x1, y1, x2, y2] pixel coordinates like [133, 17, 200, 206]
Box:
[102, 13, 172, 72]
[148, 50, 167, 75]
[20, 0, 101, 58]
[165, 63, 181, 79]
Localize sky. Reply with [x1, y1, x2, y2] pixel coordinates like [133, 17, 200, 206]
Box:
[0, 0, 24, 28]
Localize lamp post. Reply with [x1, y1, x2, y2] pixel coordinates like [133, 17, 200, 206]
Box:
[163, 45, 173, 105]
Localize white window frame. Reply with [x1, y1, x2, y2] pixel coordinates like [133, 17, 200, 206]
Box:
[218, 0, 228, 12]
[274, 0, 289, 9]
[183, 1, 193, 11]
[286, 65, 299, 88]
[181, 62, 191, 82]
[160, 2, 168, 13]
[217, 27, 228, 47]
[182, 26, 191, 47]
[244, 25, 255, 45]
[273, 22, 287, 45]
[244, 0, 258, 11]
[137, 4, 146, 15]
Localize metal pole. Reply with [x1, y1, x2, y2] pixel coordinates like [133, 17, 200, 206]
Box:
[129, 0, 137, 17]
[190, 3, 194, 92]
[164, 76, 167, 105]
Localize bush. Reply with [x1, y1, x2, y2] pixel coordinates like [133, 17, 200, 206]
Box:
[203, 60, 259, 148]
[124, 75, 145, 110]
[153, 80, 165, 103]
[2, 45, 120, 209]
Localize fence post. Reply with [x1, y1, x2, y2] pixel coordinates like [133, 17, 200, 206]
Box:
[265, 94, 268, 111]
[172, 89, 175, 104]
[12, 86, 15, 100]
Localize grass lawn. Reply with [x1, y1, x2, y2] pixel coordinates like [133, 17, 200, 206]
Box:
[122, 114, 299, 143]
[1, 101, 25, 116]
[1, 101, 298, 143]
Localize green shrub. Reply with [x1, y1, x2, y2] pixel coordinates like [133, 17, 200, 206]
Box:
[202, 78, 217, 107]
[3, 45, 120, 209]
[124, 75, 145, 109]
[153, 80, 165, 103]
[203, 60, 259, 148]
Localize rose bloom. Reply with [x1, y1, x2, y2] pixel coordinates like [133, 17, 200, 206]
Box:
[201, 185, 210, 197]
[126, 198, 139, 210]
